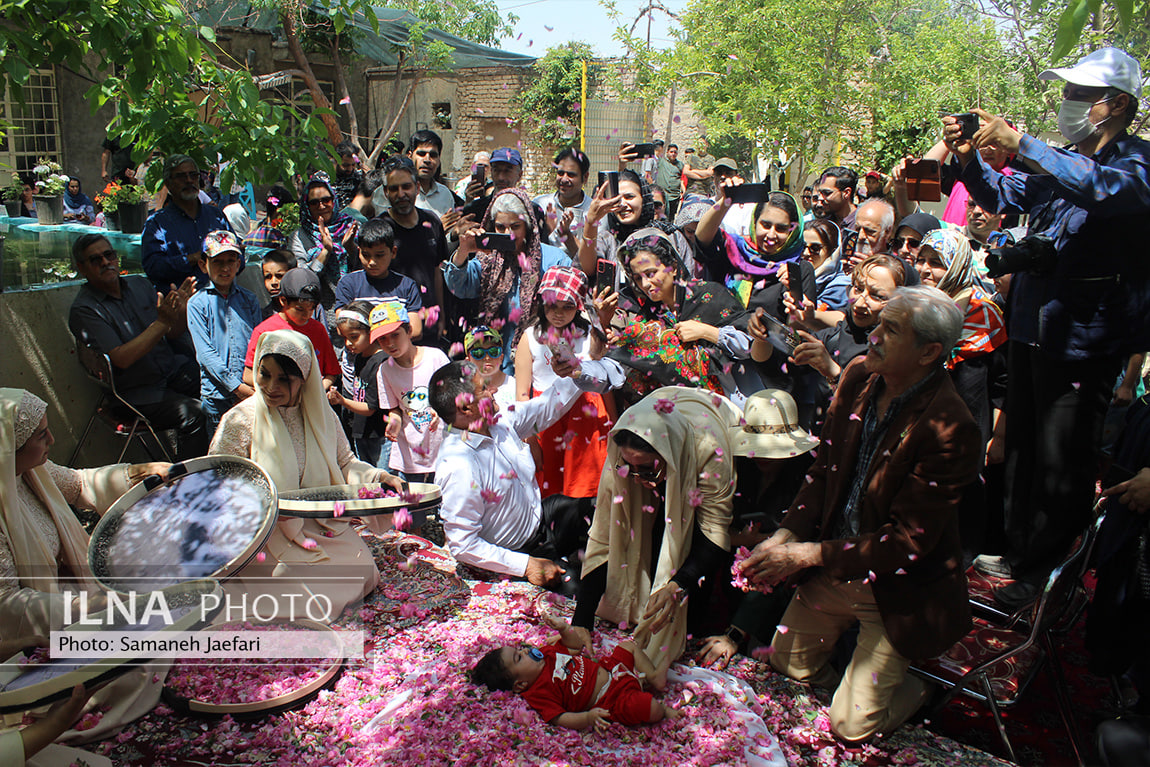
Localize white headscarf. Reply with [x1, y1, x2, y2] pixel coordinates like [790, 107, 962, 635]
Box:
[0, 389, 93, 592]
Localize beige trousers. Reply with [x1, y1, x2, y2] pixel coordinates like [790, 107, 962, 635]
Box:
[768, 571, 927, 742]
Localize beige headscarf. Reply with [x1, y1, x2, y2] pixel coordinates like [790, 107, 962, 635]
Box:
[0, 389, 93, 592]
[585, 386, 738, 667]
[250, 330, 347, 563]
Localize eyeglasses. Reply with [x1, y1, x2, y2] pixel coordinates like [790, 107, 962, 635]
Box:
[616, 460, 662, 482]
[890, 236, 921, 251]
[84, 249, 118, 265]
[169, 171, 199, 181]
[804, 242, 824, 255]
[307, 196, 335, 208]
[468, 345, 502, 360]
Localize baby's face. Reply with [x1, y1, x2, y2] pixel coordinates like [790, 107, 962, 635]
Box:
[502, 644, 544, 690]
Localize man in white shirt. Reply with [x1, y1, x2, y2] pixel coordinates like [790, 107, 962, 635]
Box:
[407, 129, 461, 219]
[532, 147, 593, 259]
[430, 360, 593, 593]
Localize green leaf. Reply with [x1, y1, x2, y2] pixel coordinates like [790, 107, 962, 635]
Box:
[1052, 0, 1091, 61]
[199, 25, 216, 42]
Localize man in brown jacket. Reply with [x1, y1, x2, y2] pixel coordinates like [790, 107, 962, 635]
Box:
[741, 284, 980, 742]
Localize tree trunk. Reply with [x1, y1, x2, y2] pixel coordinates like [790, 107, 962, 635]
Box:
[366, 58, 418, 168]
[331, 34, 366, 158]
[281, 9, 343, 146]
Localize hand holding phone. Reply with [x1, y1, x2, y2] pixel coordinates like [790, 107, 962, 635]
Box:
[903, 158, 942, 202]
[763, 313, 801, 356]
[479, 232, 515, 253]
[595, 258, 618, 291]
[785, 261, 803, 311]
[950, 112, 979, 141]
[632, 142, 657, 158]
[725, 183, 772, 205]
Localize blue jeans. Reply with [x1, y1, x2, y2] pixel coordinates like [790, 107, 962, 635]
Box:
[354, 437, 390, 470]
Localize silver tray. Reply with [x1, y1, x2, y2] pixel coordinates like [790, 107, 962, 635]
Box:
[277, 481, 441, 519]
[89, 456, 278, 593]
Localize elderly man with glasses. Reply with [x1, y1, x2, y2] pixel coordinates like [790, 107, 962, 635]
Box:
[69, 233, 208, 460]
[141, 154, 232, 292]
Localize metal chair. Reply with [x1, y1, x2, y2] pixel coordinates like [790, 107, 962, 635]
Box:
[910, 510, 1107, 767]
[70, 342, 173, 465]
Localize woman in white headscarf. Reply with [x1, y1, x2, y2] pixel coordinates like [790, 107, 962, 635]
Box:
[0, 388, 168, 752]
[570, 386, 738, 673]
[210, 329, 401, 620]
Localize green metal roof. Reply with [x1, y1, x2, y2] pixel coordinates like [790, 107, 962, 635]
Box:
[193, 2, 538, 69]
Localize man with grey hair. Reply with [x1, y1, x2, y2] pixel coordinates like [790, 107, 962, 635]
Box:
[854, 197, 896, 261]
[740, 284, 980, 743]
[142, 154, 232, 292]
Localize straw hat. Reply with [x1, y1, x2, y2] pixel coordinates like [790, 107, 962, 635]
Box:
[731, 389, 819, 459]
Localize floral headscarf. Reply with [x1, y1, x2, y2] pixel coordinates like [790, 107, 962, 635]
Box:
[477, 187, 543, 344]
[719, 192, 805, 305]
[920, 228, 977, 298]
[300, 172, 356, 283]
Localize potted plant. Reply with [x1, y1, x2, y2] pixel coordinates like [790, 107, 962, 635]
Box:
[32, 158, 68, 225]
[96, 180, 151, 234]
[2, 172, 23, 218]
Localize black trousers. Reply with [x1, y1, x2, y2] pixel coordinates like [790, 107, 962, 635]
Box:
[1002, 341, 1120, 581]
[516, 494, 593, 595]
[132, 361, 209, 461]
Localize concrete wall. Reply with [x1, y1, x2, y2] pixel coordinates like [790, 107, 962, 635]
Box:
[0, 282, 127, 468]
[54, 55, 118, 199]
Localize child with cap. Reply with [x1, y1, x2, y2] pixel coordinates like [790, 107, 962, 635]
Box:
[333, 218, 424, 339]
[373, 298, 450, 482]
[471, 613, 680, 730]
[514, 266, 611, 499]
[464, 325, 517, 411]
[187, 230, 262, 431]
[244, 267, 340, 391]
[327, 299, 390, 468]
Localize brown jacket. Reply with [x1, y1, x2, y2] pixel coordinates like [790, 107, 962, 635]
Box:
[781, 356, 980, 660]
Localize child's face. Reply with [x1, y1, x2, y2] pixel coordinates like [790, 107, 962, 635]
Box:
[359, 243, 396, 278]
[468, 342, 504, 377]
[377, 325, 412, 359]
[543, 299, 577, 330]
[282, 298, 315, 326]
[206, 252, 241, 290]
[500, 645, 544, 692]
[339, 324, 373, 356]
[263, 261, 289, 296]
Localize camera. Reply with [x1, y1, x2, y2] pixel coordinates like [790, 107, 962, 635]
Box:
[985, 234, 1057, 278]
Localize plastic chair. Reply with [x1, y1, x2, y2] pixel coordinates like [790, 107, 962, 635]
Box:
[70, 342, 173, 465]
[910, 510, 1106, 767]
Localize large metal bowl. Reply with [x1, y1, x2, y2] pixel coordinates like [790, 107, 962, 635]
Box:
[89, 456, 278, 593]
[277, 481, 441, 520]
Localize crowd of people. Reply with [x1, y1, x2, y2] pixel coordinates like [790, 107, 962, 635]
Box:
[4, 44, 1150, 764]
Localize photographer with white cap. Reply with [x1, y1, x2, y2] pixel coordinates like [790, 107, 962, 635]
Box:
[943, 46, 1150, 609]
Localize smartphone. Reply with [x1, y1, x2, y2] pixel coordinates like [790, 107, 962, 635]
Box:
[725, 183, 772, 205]
[763, 313, 801, 356]
[785, 261, 803, 309]
[479, 232, 515, 253]
[472, 163, 486, 185]
[595, 258, 618, 291]
[597, 171, 620, 199]
[631, 142, 657, 158]
[550, 340, 578, 366]
[903, 158, 941, 202]
[841, 230, 859, 264]
[951, 112, 979, 141]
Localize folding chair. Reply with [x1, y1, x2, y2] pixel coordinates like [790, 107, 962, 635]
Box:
[910, 510, 1106, 767]
[70, 342, 173, 465]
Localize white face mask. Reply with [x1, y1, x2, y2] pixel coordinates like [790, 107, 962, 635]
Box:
[1057, 96, 1113, 144]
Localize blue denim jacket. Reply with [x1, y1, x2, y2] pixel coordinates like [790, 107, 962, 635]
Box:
[958, 131, 1150, 360]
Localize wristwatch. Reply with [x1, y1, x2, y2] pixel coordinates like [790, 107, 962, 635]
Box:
[725, 625, 747, 646]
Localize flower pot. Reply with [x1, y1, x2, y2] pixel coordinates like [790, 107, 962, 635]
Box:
[33, 195, 63, 226]
[104, 209, 120, 231]
[3, 200, 20, 218]
[117, 201, 149, 234]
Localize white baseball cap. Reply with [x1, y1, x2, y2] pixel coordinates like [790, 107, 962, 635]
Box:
[1039, 46, 1143, 98]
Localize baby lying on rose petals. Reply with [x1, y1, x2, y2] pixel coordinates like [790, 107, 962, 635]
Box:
[470, 614, 682, 731]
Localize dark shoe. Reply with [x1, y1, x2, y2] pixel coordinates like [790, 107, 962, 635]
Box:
[994, 580, 1040, 611]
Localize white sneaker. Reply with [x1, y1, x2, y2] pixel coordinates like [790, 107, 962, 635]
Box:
[972, 554, 1013, 579]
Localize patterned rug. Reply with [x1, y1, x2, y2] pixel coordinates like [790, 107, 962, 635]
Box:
[93, 531, 1012, 767]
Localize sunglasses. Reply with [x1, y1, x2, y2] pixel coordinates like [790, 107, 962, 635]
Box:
[890, 236, 922, 251]
[616, 459, 662, 482]
[307, 196, 335, 208]
[468, 345, 502, 360]
[804, 242, 825, 255]
[84, 249, 118, 265]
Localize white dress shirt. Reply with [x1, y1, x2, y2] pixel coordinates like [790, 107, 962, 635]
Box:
[434, 377, 583, 576]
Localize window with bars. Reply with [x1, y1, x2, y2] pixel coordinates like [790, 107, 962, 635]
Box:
[0, 69, 63, 176]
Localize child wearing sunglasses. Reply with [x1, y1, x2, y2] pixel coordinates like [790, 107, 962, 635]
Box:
[514, 266, 613, 500]
[465, 326, 517, 411]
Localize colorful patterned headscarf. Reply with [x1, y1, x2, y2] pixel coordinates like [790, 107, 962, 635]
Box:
[920, 229, 977, 297]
